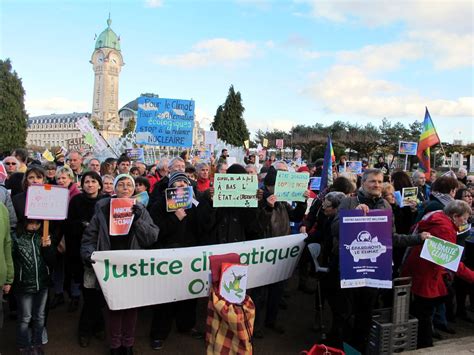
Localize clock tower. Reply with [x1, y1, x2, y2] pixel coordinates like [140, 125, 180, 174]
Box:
[90, 16, 124, 140]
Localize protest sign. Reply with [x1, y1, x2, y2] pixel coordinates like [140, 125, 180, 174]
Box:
[274, 171, 310, 202]
[25, 185, 69, 220]
[219, 263, 248, 304]
[399, 141, 418, 156]
[213, 174, 258, 208]
[420, 236, 464, 272]
[133, 191, 149, 207]
[0, 163, 7, 183]
[66, 137, 89, 152]
[91, 233, 305, 310]
[76, 116, 109, 152]
[262, 138, 268, 148]
[165, 187, 193, 211]
[125, 148, 145, 162]
[309, 177, 321, 191]
[339, 209, 393, 289]
[401, 187, 418, 207]
[109, 198, 135, 236]
[276, 139, 284, 149]
[344, 161, 362, 174]
[244, 140, 250, 150]
[42, 150, 54, 162]
[204, 131, 217, 146]
[135, 96, 195, 148]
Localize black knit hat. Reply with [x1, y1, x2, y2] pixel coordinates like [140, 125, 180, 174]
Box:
[168, 171, 190, 187]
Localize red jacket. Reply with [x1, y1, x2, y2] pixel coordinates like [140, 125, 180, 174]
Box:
[147, 173, 162, 193]
[402, 211, 474, 298]
[197, 178, 210, 193]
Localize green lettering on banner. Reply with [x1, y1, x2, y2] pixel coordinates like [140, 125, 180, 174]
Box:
[290, 246, 300, 258]
[170, 260, 183, 275]
[188, 279, 205, 295]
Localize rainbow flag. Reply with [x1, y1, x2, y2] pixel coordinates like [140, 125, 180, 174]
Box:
[320, 135, 335, 191]
[417, 107, 440, 179]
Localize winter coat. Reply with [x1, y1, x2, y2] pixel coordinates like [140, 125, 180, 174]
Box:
[0, 203, 13, 286]
[65, 193, 103, 282]
[402, 211, 474, 298]
[198, 192, 262, 245]
[68, 182, 81, 200]
[4, 172, 24, 197]
[81, 197, 159, 264]
[148, 193, 200, 249]
[11, 230, 56, 293]
[257, 191, 307, 238]
[0, 184, 17, 229]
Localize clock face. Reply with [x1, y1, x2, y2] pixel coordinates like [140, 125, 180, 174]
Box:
[97, 52, 104, 63]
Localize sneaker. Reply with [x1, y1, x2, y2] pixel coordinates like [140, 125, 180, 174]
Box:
[151, 339, 164, 350]
[68, 297, 80, 312]
[79, 335, 90, 348]
[49, 293, 65, 309]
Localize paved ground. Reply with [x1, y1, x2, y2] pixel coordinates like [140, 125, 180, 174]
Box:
[1, 277, 473, 354]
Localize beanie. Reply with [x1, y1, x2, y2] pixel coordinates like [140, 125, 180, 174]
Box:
[113, 174, 135, 192]
[168, 171, 190, 187]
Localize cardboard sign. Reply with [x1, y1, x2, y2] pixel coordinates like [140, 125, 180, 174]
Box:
[135, 96, 195, 148]
[219, 263, 248, 304]
[42, 149, 54, 162]
[262, 138, 268, 148]
[399, 141, 418, 156]
[309, 177, 321, 191]
[213, 174, 258, 208]
[243, 140, 250, 150]
[165, 186, 193, 211]
[204, 131, 218, 146]
[276, 139, 284, 149]
[401, 187, 418, 207]
[339, 209, 393, 289]
[25, 185, 69, 220]
[125, 148, 145, 162]
[274, 171, 310, 202]
[420, 236, 464, 272]
[109, 198, 136, 236]
[345, 161, 362, 174]
[91, 233, 306, 310]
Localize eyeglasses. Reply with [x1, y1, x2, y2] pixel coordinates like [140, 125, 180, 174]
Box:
[4, 162, 16, 165]
[116, 183, 134, 189]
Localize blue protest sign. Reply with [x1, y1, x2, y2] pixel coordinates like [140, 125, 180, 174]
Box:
[339, 209, 393, 289]
[125, 148, 145, 161]
[398, 141, 418, 156]
[309, 177, 321, 191]
[135, 96, 195, 148]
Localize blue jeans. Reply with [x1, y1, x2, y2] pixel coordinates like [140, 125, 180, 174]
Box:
[16, 289, 48, 348]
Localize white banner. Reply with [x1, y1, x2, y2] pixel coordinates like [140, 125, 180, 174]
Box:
[92, 234, 305, 310]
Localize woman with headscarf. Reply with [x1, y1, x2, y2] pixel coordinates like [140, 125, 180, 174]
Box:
[81, 174, 159, 355]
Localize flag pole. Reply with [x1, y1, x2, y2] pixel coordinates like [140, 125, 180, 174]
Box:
[438, 141, 450, 170]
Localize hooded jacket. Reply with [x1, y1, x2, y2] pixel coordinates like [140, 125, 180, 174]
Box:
[402, 210, 474, 298]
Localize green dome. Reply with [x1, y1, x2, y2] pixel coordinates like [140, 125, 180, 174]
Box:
[95, 18, 120, 51]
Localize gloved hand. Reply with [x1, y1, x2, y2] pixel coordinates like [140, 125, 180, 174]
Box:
[132, 204, 144, 219]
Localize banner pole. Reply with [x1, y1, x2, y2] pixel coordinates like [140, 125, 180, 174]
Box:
[404, 154, 408, 171]
[42, 220, 49, 243]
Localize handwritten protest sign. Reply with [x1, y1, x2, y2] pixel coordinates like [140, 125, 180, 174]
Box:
[399, 141, 418, 155]
[109, 198, 135, 236]
[345, 161, 362, 174]
[276, 139, 284, 149]
[274, 171, 310, 202]
[125, 148, 145, 162]
[135, 96, 195, 148]
[66, 137, 89, 152]
[76, 116, 109, 152]
[420, 236, 463, 272]
[339, 209, 393, 289]
[25, 185, 69, 220]
[401, 187, 418, 207]
[166, 187, 193, 212]
[213, 174, 258, 208]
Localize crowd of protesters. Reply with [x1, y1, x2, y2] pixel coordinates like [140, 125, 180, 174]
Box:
[0, 147, 473, 354]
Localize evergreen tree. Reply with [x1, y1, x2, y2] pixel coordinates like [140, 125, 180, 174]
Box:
[211, 85, 249, 146]
[0, 59, 27, 152]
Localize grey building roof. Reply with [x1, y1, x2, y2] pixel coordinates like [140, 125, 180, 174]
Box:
[28, 112, 90, 127]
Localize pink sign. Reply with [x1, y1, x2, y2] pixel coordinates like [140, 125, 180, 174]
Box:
[25, 184, 69, 220]
[109, 198, 136, 236]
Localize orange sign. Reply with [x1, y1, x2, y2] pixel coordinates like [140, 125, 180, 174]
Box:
[109, 198, 136, 236]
